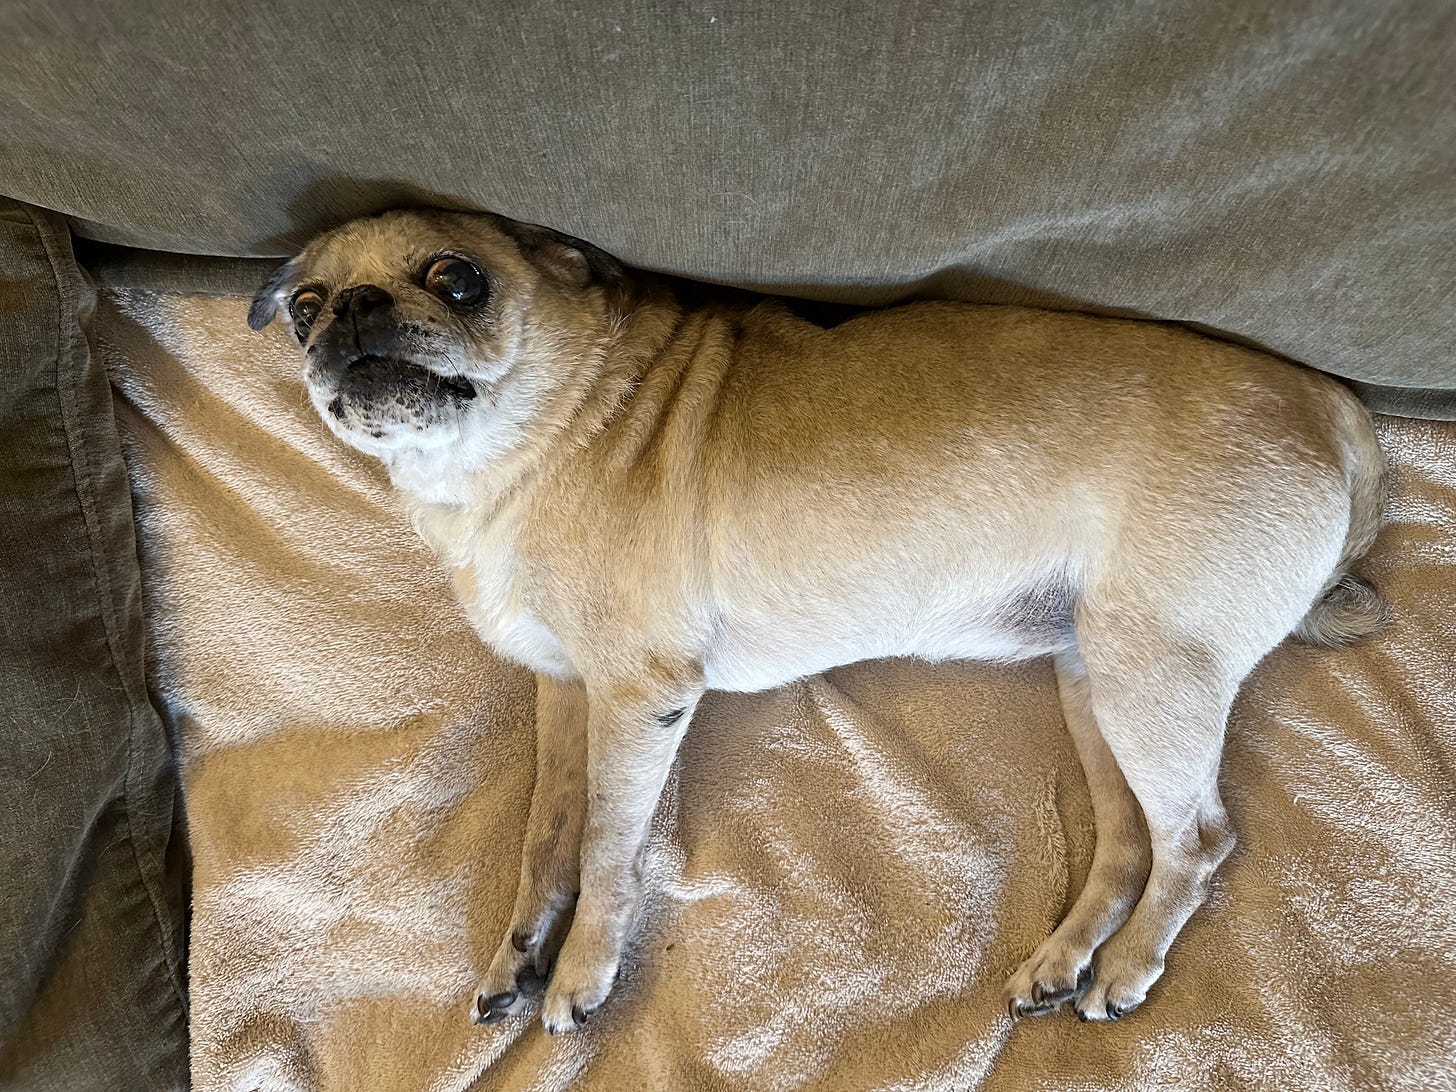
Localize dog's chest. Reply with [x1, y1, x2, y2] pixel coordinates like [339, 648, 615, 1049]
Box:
[451, 557, 570, 675]
[413, 503, 571, 676]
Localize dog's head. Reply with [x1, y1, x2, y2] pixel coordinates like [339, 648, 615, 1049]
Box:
[248, 208, 623, 474]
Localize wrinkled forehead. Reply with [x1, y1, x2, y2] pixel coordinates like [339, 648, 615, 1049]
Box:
[298, 211, 513, 287]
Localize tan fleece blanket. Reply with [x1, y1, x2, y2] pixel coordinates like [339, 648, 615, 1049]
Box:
[99, 283, 1456, 1091]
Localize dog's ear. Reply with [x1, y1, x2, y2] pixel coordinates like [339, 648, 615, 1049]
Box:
[492, 217, 623, 291]
[248, 257, 302, 331]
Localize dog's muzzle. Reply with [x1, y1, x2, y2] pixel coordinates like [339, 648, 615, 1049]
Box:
[322, 354, 477, 419]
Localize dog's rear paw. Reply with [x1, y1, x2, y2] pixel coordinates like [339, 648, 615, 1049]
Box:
[1003, 941, 1093, 1018]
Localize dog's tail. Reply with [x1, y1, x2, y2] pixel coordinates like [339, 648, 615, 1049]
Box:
[1294, 392, 1392, 648]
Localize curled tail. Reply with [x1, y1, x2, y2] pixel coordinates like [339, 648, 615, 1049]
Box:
[1295, 392, 1392, 648]
[1296, 572, 1391, 647]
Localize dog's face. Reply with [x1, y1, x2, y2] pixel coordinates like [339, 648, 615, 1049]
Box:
[249, 209, 619, 470]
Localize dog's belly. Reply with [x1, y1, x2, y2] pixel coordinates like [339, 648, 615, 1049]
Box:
[702, 597, 1071, 694]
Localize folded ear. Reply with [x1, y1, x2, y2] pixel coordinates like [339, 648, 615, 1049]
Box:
[491, 217, 623, 291]
[248, 257, 302, 331]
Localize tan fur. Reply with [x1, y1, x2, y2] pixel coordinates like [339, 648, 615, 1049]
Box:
[1294, 392, 1391, 646]
[250, 209, 1389, 1031]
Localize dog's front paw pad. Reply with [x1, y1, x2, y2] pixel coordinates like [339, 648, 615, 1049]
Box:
[475, 912, 573, 1026]
[542, 987, 610, 1035]
[472, 989, 524, 1026]
[541, 962, 616, 1035]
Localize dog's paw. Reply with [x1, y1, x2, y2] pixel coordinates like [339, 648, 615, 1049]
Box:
[1071, 939, 1162, 1022]
[539, 928, 621, 1035]
[471, 902, 576, 1026]
[1003, 940, 1093, 1019]
[471, 935, 535, 1025]
[472, 982, 529, 1026]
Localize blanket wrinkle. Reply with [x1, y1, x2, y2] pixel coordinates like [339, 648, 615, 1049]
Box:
[99, 284, 1456, 1091]
[804, 675, 1005, 886]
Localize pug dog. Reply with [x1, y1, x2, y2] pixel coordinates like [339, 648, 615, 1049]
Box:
[249, 208, 1388, 1034]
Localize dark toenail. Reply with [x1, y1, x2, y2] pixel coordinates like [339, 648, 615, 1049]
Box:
[572, 1004, 590, 1026]
[1109, 1005, 1123, 1019]
[1031, 983, 1044, 1003]
[1077, 1011, 1089, 1023]
[480, 1009, 508, 1025]
[511, 930, 530, 952]
[483, 990, 516, 1014]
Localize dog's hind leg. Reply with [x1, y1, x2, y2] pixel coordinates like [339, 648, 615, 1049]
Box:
[1067, 614, 1239, 1022]
[1003, 647, 1152, 1016]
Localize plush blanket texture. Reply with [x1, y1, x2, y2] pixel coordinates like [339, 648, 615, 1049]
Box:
[100, 283, 1456, 1091]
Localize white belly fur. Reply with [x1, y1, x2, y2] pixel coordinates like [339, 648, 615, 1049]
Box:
[702, 589, 1069, 694]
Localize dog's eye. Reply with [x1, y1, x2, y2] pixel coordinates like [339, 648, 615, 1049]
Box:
[425, 257, 487, 308]
[289, 290, 324, 336]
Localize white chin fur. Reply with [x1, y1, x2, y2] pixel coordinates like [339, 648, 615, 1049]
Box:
[310, 381, 519, 506]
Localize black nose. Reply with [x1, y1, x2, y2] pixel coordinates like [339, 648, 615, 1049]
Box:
[334, 284, 394, 317]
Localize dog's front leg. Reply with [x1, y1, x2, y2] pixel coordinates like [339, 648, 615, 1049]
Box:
[539, 673, 701, 1033]
[474, 674, 588, 1025]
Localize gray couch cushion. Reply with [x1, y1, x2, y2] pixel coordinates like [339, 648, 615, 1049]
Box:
[3, 1, 1452, 406]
